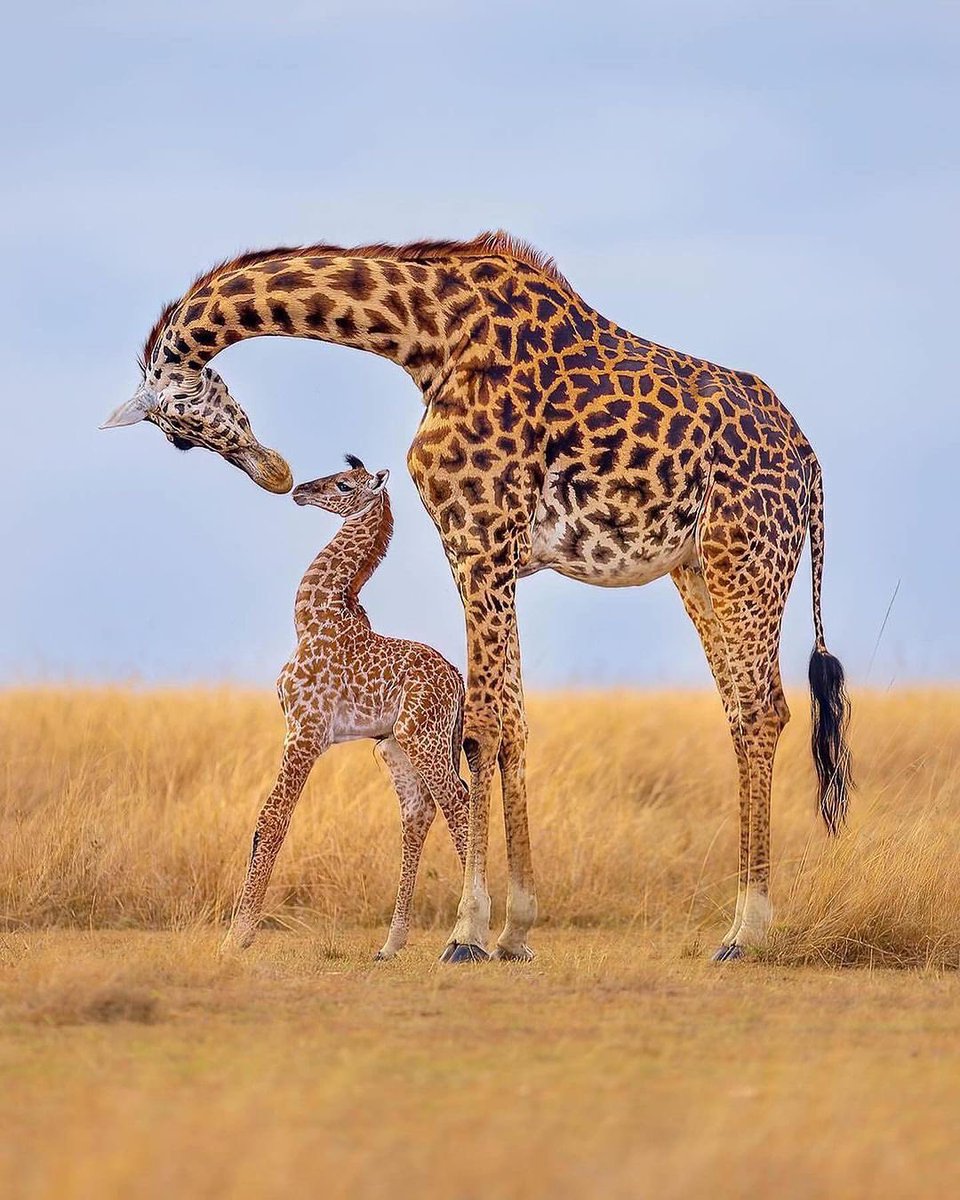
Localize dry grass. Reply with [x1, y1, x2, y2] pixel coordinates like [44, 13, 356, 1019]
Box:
[2, 688, 960, 1198]
[2, 687, 959, 965]
[2, 929, 960, 1200]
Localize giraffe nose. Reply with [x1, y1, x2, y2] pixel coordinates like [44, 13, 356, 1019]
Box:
[292, 480, 322, 505]
[230, 445, 293, 493]
[258, 450, 294, 494]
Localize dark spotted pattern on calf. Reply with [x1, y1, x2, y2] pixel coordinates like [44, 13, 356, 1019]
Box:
[222, 474, 467, 960]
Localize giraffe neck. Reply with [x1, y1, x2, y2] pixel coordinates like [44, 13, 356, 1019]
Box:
[145, 249, 482, 393]
[294, 493, 394, 632]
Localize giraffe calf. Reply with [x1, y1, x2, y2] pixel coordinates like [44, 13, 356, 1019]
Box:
[222, 455, 468, 960]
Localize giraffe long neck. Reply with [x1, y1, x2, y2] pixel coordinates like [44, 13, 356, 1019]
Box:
[294, 493, 394, 633]
[146, 251, 481, 393]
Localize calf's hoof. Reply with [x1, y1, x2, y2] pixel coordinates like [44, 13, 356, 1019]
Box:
[439, 941, 490, 964]
[492, 944, 535, 962]
[218, 929, 254, 958]
[712, 943, 746, 963]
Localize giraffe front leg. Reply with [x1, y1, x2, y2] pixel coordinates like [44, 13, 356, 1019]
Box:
[439, 564, 516, 965]
[440, 724, 497, 965]
[220, 725, 327, 955]
[493, 621, 537, 962]
[374, 737, 436, 961]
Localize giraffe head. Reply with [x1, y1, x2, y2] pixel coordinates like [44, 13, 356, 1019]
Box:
[292, 455, 390, 517]
[101, 365, 293, 494]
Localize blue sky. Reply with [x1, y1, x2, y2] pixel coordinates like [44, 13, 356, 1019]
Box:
[1, 2, 957, 688]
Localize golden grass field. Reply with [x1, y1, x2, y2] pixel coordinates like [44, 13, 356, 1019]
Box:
[2, 687, 960, 1198]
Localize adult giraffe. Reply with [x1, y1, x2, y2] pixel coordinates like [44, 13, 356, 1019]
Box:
[103, 231, 852, 962]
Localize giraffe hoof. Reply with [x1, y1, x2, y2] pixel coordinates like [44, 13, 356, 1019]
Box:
[218, 931, 253, 957]
[492, 944, 535, 962]
[712, 943, 746, 963]
[373, 950, 396, 962]
[439, 942, 490, 964]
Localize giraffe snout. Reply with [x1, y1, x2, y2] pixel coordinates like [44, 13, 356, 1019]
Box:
[229, 445, 293, 494]
[292, 481, 320, 506]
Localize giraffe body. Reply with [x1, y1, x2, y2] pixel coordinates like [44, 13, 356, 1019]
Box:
[222, 458, 468, 960]
[109, 232, 852, 963]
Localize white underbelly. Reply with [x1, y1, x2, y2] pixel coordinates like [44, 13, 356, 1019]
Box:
[330, 699, 398, 744]
[520, 489, 698, 588]
[520, 530, 694, 587]
[518, 453, 706, 588]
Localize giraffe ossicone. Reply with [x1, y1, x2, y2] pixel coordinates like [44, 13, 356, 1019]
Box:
[114, 231, 853, 962]
[221, 458, 468, 960]
[100, 384, 155, 428]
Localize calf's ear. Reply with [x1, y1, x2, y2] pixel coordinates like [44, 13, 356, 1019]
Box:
[369, 469, 390, 492]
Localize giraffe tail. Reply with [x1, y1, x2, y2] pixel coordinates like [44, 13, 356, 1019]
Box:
[807, 460, 853, 836]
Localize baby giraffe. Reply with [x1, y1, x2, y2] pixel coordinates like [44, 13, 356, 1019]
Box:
[222, 455, 468, 959]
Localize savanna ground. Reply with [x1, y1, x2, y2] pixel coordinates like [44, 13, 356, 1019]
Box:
[2, 688, 959, 1198]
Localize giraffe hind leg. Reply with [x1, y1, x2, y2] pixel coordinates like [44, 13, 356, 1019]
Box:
[392, 685, 469, 863]
[672, 563, 751, 951]
[374, 737, 436, 960]
[394, 679, 491, 964]
[429, 711, 469, 869]
[673, 528, 797, 961]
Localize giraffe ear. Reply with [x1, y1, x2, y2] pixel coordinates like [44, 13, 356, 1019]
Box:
[100, 386, 156, 429]
[369, 469, 389, 492]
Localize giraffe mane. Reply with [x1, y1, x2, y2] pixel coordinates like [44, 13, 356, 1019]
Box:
[346, 492, 394, 611]
[141, 230, 569, 367]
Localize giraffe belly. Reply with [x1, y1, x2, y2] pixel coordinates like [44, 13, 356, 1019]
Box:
[522, 476, 700, 587]
[278, 646, 401, 744]
[330, 695, 400, 743]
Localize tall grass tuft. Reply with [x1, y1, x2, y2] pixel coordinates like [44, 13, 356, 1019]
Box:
[1, 687, 958, 967]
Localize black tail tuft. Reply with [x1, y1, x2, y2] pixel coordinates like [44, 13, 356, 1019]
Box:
[808, 648, 853, 835]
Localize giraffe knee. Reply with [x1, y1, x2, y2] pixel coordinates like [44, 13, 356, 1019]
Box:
[762, 689, 791, 734]
[462, 712, 502, 771]
[737, 690, 791, 739]
[253, 806, 289, 845]
[401, 796, 436, 837]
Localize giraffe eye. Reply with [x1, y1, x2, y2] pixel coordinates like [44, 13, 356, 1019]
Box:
[336, 480, 353, 493]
